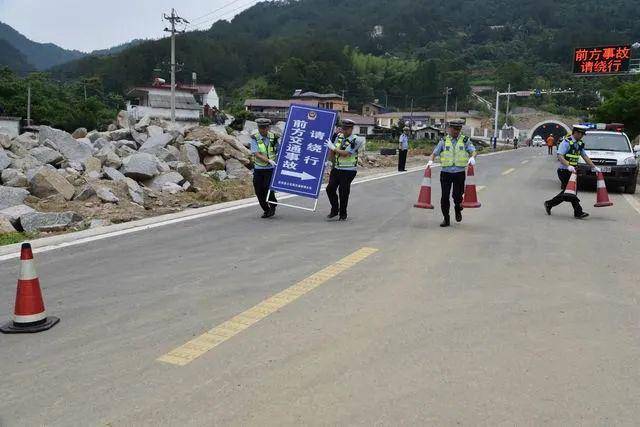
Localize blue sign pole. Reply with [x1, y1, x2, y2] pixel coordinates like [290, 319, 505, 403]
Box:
[269, 105, 337, 211]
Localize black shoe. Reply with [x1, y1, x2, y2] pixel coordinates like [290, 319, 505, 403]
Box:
[327, 211, 339, 219]
[575, 212, 589, 219]
[440, 218, 450, 227]
[544, 201, 552, 215]
[339, 215, 347, 221]
[455, 209, 462, 223]
[261, 212, 270, 218]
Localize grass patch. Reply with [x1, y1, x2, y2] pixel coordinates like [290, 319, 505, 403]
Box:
[0, 232, 28, 246]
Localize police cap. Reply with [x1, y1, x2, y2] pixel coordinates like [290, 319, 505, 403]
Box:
[341, 119, 355, 128]
[572, 124, 589, 134]
[403, 126, 410, 131]
[448, 119, 465, 129]
[256, 118, 271, 127]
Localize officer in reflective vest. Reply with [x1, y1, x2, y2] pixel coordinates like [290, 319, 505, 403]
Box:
[250, 118, 280, 218]
[325, 119, 363, 221]
[544, 124, 600, 219]
[428, 119, 476, 227]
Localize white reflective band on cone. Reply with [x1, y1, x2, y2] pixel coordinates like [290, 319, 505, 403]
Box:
[14, 311, 46, 323]
[19, 259, 38, 280]
[597, 179, 606, 188]
[422, 178, 431, 187]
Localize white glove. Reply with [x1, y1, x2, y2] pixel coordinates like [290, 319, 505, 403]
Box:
[268, 159, 276, 167]
[468, 157, 476, 166]
[567, 165, 576, 173]
[427, 160, 434, 168]
[593, 166, 602, 173]
[325, 140, 336, 151]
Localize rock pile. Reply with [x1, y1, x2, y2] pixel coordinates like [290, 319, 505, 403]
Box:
[0, 112, 259, 234]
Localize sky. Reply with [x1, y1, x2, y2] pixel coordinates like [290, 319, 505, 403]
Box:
[0, 0, 257, 52]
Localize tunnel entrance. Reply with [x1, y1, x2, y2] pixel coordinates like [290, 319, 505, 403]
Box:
[530, 120, 571, 142]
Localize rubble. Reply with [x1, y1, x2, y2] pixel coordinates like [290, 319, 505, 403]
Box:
[0, 186, 30, 210]
[2, 168, 28, 187]
[29, 167, 75, 200]
[20, 211, 82, 233]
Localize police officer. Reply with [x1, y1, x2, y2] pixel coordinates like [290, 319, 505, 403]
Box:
[325, 119, 363, 221]
[250, 118, 279, 218]
[544, 124, 600, 219]
[428, 119, 476, 227]
[398, 126, 409, 171]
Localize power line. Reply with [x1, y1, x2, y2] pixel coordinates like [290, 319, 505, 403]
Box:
[187, 0, 246, 26]
[188, 0, 260, 31]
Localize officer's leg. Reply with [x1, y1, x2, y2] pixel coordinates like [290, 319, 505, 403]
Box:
[452, 171, 466, 219]
[253, 170, 270, 214]
[338, 170, 357, 218]
[326, 168, 340, 215]
[399, 149, 407, 171]
[547, 169, 570, 208]
[440, 172, 453, 219]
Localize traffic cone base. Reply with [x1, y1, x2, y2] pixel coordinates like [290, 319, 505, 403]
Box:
[594, 172, 613, 207]
[462, 164, 481, 208]
[414, 166, 434, 209]
[0, 243, 59, 334]
[0, 316, 59, 334]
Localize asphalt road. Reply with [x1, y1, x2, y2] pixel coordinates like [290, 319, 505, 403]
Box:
[1, 147, 639, 426]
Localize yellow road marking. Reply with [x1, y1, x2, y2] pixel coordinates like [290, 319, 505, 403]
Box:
[501, 168, 516, 176]
[157, 247, 379, 366]
[521, 160, 529, 164]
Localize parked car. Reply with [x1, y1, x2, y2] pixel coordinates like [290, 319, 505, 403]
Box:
[532, 135, 544, 146]
[577, 130, 640, 194]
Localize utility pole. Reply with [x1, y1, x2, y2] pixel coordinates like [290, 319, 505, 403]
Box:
[444, 87, 452, 127]
[493, 90, 500, 143]
[504, 83, 511, 128]
[409, 97, 414, 135]
[27, 84, 31, 126]
[163, 8, 189, 124]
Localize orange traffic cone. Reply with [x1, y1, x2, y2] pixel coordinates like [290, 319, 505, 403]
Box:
[0, 243, 59, 334]
[414, 166, 434, 209]
[462, 164, 481, 208]
[594, 172, 613, 207]
[564, 171, 578, 197]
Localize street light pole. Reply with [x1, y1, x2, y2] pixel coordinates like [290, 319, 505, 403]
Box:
[493, 90, 500, 143]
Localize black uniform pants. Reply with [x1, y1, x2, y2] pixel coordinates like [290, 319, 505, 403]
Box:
[398, 149, 408, 171]
[548, 146, 553, 155]
[546, 169, 583, 216]
[253, 169, 277, 213]
[326, 168, 357, 216]
[440, 171, 466, 218]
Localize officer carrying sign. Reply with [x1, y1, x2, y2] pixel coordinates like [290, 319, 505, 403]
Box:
[268, 105, 338, 211]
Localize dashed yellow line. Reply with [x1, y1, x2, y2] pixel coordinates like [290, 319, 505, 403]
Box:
[157, 247, 379, 366]
[501, 168, 516, 176]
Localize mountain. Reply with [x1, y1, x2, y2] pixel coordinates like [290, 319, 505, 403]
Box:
[52, 0, 640, 111]
[89, 39, 147, 57]
[0, 21, 85, 70]
[0, 39, 34, 74]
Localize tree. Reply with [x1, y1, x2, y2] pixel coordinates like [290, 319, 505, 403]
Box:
[596, 80, 640, 139]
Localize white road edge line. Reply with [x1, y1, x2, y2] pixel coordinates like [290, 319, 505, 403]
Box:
[623, 194, 640, 216]
[0, 150, 513, 261]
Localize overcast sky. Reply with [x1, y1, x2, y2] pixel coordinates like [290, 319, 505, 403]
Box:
[0, 0, 256, 52]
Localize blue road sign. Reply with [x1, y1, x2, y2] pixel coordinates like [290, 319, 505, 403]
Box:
[270, 105, 337, 199]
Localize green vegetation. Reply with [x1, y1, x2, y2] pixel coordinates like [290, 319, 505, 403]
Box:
[0, 232, 28, 247]
[0, 68, 123, 132]
[596, 80, 640, 139]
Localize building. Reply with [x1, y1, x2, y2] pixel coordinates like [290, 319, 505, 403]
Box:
[291, 90, 349, 112]
[0, 116, 21, 138]
[341, 113, 375, 137]
[244, 99, 318, 121]
[374, 111, 483, 131]
[362, 101, 386, 117]
[190, 84, 220, 109]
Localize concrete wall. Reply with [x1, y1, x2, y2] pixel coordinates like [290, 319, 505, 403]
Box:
[127, 105, 200, 121]
[0, 117, 20, 138]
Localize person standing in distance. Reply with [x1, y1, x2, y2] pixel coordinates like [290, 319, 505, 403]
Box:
[398, 126, 410, 171]
[325, 119, 363, 221]
[427, 119, 476, 227]
[544, 125, 600, 219]
[546, 134, 555, 155]
[250, 118, 280, 218]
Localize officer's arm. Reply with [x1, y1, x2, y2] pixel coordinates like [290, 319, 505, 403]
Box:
[581, 151, 596, 168]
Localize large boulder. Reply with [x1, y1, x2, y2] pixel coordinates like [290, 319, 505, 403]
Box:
[203, 155, 225, 171]
[0, 204, 35, 228]
[124, 177, 144, 205]
[179, 143, 200, 165]
[145, 172, 185, 190]
[139, 133, 173, 152]
[96, 186, 119, 203]
[207, 143, 225, 156]
[95, 146, 122, 169]
[243, 120, 258, 134]
[93, 137, 113, 151]
[104, 166, 126, 182]
[116, 110, 131, 129]
[71, 127, 88, 139]
[147, 125, 164, 138]
[108, 128, 131, 141]
[131, 129, 148, 145]
[209, 125, 228, 135]
[0, 186, 30, 210]
[0, 147, 10, 170]
[39, 126, 93, 163]
[120, 153, 160, 180]
[13, 132, 39, 150]
[134, 115, 151, 131]
[0, 133, 11, 149]
[1, 168, 28, 187]
[223, 145, 251, 166]
[116, 145, 137, 158]
[20, 211, 82, 233]
[236, 133, 252, 148]
[29, 167, 75, 200]
[0, 216, 16, 234]
[10, 154, 43, 171]
[29, 146, 64, 165]
[74, 184, 96, 201]
[225, 158, 252, 179]
[177, 163, 205, 182]
[224, 135, 252, 156]
[83, 157, 102, 175]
